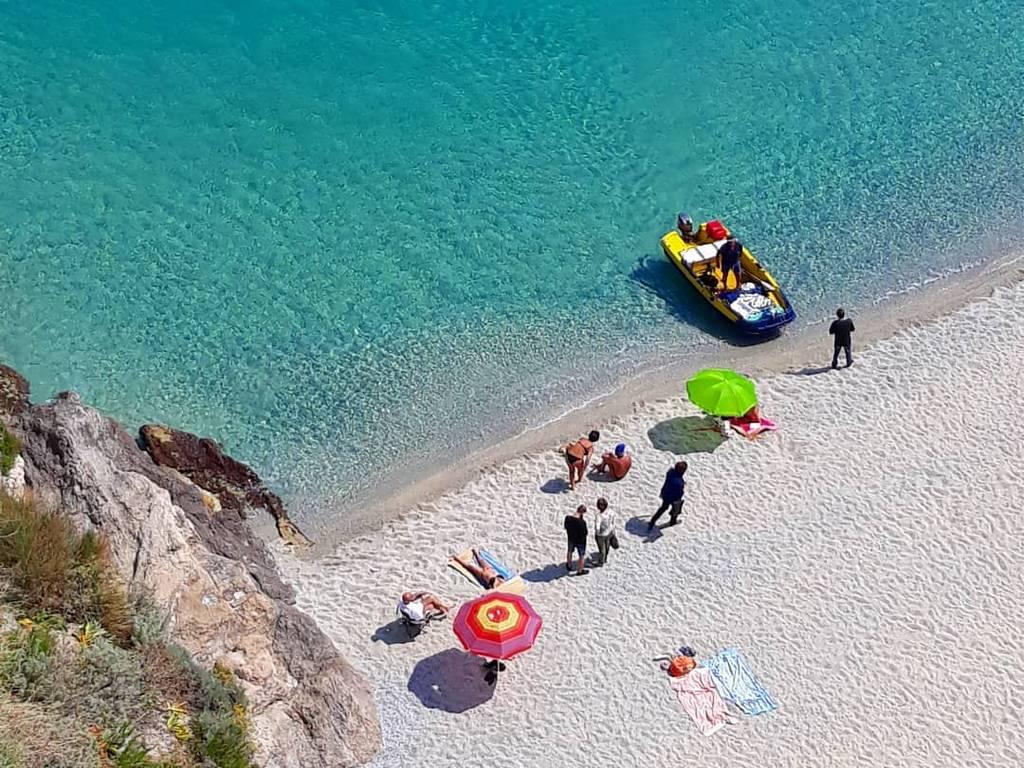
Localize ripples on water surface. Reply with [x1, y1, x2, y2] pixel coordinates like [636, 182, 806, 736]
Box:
[2, 1, 1022, 529]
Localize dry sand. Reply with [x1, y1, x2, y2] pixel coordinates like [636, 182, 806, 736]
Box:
[277, 279, 1024, 768]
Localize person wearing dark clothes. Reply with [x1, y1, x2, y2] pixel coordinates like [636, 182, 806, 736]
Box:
[829, 308, 856, 369]
[649, 461, 687, 531]
[564, 504, 589, 575]
[718, 236, 743, 291]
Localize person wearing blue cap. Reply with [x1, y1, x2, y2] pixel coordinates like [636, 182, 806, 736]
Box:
[593, 442, 632, 481]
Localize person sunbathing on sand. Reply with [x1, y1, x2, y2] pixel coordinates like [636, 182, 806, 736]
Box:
[399, 591, 451, 621]
[453, 549, 505, 589]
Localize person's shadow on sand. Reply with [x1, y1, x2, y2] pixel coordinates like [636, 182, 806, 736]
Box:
[540, 477, 570, 494]
[625, 515, 663, 542]
[521, 563, 569, 583]
[370, 619, 420, 646]
[786, 365, 832, 376]
[408, 649, 496, 713]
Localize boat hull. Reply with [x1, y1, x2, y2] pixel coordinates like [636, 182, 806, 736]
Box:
[659, 230, 796, 336]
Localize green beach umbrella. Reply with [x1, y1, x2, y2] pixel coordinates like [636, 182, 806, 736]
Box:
[686, 368, 757, 417]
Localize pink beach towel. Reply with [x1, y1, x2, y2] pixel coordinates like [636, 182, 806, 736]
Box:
[729, 415, 777, 439]
[669, 667, 729, 736]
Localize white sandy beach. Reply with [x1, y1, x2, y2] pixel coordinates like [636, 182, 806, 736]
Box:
[278, 280, 1024, 767]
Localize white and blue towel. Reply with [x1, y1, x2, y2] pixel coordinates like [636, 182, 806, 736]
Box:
[703, 647, 778, 716]
[477, 549, 516, 580]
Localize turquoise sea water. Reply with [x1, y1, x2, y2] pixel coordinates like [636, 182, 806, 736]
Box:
[2, 1, 1023, 530]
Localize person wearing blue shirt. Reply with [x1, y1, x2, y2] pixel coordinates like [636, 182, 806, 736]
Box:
[649, 461, 688, 531]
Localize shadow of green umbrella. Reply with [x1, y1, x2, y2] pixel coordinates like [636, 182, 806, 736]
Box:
[647, 415, 725, 455]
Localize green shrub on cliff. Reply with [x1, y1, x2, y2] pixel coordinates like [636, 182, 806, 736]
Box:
[0, 621, 56, 700]
[0, 492, 259, 768]
[0, 739, 19, 768]
[0, 494, 133, 642]
[0, 426, 18, 476]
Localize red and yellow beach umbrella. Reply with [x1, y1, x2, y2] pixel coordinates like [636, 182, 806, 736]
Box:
[453, 592, 542, 661]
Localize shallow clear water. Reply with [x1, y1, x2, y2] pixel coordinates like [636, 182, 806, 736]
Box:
[2, 1, 1023, 530]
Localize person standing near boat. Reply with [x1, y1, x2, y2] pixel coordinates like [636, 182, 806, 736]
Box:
[718, 236, 744, 291]
[829, 308, 856, 369]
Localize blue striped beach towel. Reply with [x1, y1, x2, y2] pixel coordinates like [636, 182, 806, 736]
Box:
[703, 647, 778, 716]
[477, 549, 516, 580]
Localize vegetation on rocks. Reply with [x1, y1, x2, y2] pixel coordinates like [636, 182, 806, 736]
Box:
[0, 492, 258, 768]
[0, 426, 18, 476]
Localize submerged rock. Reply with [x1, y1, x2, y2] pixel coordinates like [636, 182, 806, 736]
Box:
[139, 423, 311, 547]
[6, 385, 380, 767]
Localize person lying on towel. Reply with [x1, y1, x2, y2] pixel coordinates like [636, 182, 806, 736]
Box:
[727, 406, 776, 437]
[453, 549, 506, 589]
[398, 591, 451, 622]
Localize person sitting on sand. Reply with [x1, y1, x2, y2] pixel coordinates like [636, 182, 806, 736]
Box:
[593, 442, 632, 481]
[453, 549, 505, 590]
[398, 591, 451, 622]
[564, 429, 601, 490]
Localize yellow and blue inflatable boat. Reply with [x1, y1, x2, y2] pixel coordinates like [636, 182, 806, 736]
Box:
[660, 219, 796, 336]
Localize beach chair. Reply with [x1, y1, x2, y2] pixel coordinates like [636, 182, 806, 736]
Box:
[396, 600, 445, 638]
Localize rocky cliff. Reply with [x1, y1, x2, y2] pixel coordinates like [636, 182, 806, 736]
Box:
[0, 365, 380, 767]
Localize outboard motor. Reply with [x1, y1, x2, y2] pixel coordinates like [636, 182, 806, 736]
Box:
[676, 211, 694, 234]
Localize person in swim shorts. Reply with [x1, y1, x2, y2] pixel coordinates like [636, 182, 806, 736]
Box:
[399, 591, 451, 621]
[565, 429, 601, 490]
[453, 549, 505, 589]
[564, 504, 589, 575]
[593, 442, 632, 481]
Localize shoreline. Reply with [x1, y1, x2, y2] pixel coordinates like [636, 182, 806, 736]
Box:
[277, 273, 1024, 767]
[307, 251, 1024, 552]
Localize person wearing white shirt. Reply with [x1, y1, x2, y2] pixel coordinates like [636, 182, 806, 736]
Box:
[593, 497, 617, 566]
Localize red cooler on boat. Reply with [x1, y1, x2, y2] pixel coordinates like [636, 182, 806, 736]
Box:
[706, 220, 729, 240]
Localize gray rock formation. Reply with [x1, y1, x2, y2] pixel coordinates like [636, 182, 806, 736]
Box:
[0, 364, 30, 418]
[4, 388, 380, 767]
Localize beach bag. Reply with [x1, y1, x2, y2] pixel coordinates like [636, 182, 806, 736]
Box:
[609, 532, 620, 550]
[668, 656, 696, 677]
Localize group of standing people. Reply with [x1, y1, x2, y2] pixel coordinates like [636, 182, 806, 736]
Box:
[562, 498, 617, 575]
[560, 429, 691, 575]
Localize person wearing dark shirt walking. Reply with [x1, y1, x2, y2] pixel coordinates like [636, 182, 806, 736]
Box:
[829, 308, 856, 369]
[564, 504, 590, 575]
[649, 461, 687, 532]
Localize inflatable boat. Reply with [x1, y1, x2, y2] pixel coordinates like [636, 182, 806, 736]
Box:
[659, 220, 796, 336]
